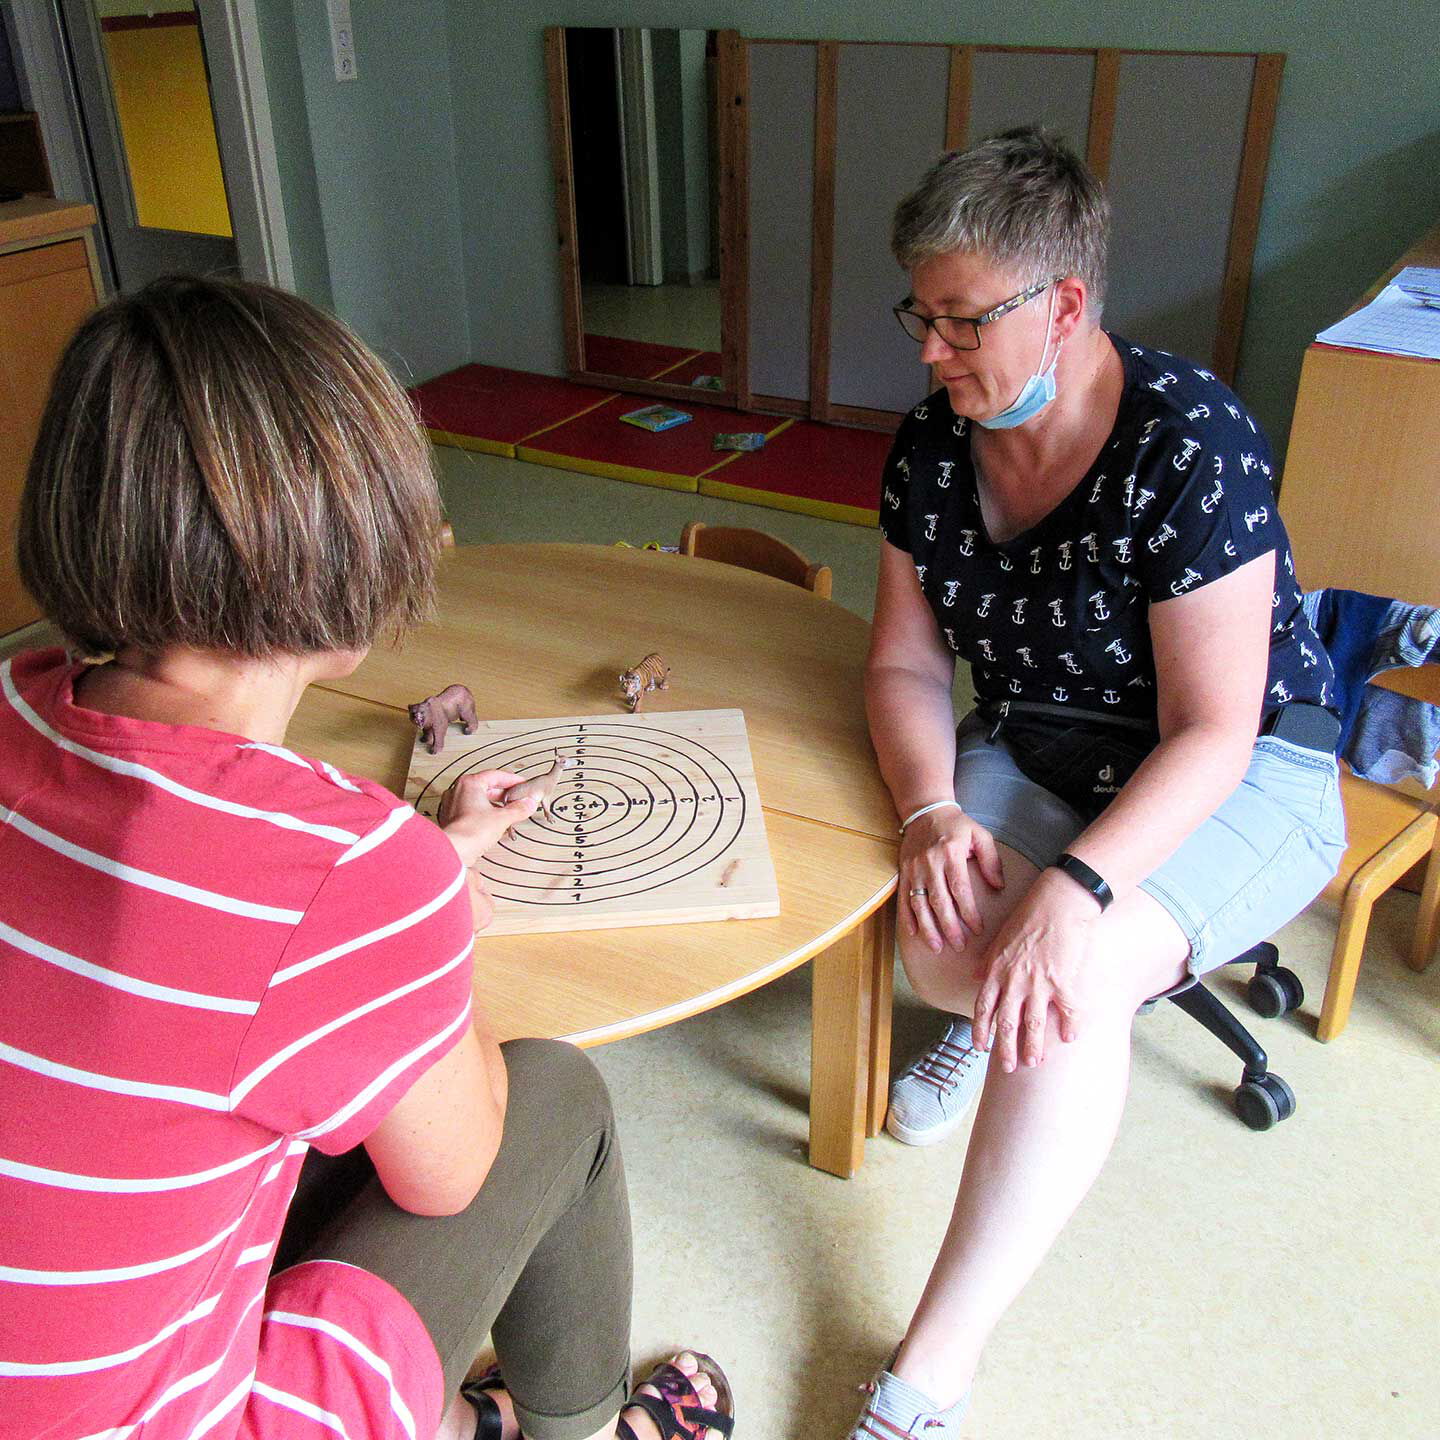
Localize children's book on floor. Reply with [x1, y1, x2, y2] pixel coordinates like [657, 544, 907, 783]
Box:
[620, 405, 693, 433]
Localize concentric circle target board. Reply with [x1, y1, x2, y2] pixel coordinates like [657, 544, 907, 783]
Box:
[405, 709, 780, 935]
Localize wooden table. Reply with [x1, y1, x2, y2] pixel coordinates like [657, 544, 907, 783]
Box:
[1280, 215, 1440, 607]
[286, 544, 900, 1176]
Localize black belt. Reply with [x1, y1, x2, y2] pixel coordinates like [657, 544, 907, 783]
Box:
[1261, 702, 1341, 754]
[981, 698, 1156, 733]
[980, 697, 1340, 755]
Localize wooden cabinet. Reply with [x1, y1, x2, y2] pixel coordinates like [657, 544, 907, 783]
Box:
[1280, 218, 1440, 607]
[0, 199, 102, 635]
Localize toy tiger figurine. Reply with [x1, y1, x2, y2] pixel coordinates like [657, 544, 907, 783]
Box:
[619, 652, 670, 712]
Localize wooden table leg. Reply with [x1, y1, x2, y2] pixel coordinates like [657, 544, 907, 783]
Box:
[809, 921, 872, 1177]
[866, 899, 896, 1137]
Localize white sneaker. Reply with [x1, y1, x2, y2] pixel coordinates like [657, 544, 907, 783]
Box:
[848, 1366, 970, 1439]
[885, 1016, 988, 1146]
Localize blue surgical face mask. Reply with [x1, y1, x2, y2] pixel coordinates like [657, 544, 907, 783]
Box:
[974, 288, 1062, 431]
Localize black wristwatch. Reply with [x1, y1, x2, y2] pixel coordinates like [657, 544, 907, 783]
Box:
[1049, 852, 1113, 911]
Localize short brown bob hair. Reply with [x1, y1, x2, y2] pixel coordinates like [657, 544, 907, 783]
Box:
[19, 274, 443, 658]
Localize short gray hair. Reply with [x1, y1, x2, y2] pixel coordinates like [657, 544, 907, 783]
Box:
[891, 126, 1110, 312]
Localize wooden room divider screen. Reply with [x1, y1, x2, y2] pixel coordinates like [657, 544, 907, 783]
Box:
[736, 41, 1283, 428]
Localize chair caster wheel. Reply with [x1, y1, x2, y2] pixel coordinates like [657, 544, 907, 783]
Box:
[1248, 967, 1304, 1019]
[1234, 1073, 1296, 1130]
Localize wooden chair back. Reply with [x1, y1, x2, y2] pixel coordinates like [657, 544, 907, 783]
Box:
[1368, 663, 1440, 708]
[679, 522, 832, 599]
[1316, 652, 1440, 1038]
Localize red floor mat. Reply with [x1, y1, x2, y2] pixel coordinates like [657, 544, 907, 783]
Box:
[517, 398, 791, 493]
[412, 365, 617, 456]
[583, 334, 700, 380]
[699, 419, 896, 527]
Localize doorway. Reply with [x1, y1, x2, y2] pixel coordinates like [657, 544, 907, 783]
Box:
[565, 27, 627, 288]
[57, 0, 238, 290]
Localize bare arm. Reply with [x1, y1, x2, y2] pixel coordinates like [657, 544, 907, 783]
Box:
[1058, 548, 1274, 901]
[364, 1021, 506, 1216]
[363, 776, 538, 1215]
[864, 539, 960, 821]
[866, 540, 1004, 946]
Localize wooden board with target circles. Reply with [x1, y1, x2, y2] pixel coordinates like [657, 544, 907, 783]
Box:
[405, 709, 781, 935]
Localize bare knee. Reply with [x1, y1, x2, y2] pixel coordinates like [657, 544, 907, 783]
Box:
[898, 844, 1037, 1014]
[899, 929, 984, 1013]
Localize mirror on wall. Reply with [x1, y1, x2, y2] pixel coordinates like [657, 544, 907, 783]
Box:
[549, 26, 739, 402]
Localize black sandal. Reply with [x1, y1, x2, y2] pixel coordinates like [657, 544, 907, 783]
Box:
[616, 1354, 735, 1440]
[460, 1365, 504, 1440]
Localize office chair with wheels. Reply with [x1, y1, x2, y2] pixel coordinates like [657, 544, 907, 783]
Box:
[1169, 588, 1439, 1129]
[1167, 942, 1303, 1131]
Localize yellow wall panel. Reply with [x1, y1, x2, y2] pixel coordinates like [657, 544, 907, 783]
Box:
[102, 20, 232, 238]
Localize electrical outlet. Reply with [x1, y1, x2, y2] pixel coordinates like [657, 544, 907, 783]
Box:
[327, 0, 357, 82]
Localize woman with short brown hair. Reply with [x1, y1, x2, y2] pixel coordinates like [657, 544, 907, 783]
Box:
[0, 277, 732, 1440]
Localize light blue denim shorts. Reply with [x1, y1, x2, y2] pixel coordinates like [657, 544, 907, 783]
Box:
[952, 712, 1348, 983]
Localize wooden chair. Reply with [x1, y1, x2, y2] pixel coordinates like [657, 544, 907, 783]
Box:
[679, 522, 832, 599]
[1316, 664, 1440, 1040]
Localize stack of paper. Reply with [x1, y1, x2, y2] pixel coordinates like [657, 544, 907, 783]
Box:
[1316, 265, 1440, 360]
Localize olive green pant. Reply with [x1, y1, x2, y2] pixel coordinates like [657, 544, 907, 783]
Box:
[274, 1038, 634, 1440]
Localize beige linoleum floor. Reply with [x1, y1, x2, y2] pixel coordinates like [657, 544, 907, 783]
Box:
[431, 446, 1440, 1440]
[581, 280, 722, 354]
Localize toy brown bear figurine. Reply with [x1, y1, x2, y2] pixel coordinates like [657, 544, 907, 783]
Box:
[619, 653, 670, 712]
[408, 683, 478, 755]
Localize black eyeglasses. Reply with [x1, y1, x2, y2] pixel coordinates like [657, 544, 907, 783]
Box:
[893, 278, 1058, 351]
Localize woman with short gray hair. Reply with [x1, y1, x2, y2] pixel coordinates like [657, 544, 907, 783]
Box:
[853, 127, 1343, 1437]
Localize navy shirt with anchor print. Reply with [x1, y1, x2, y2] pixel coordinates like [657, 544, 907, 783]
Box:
[879, 335, 1335, 729]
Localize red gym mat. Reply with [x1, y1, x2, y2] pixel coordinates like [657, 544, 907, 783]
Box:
[412, 365, 617, 457]
[583, 334, 700, 380]
[699, 419, 896, 527]
[517, 398, 792, 493]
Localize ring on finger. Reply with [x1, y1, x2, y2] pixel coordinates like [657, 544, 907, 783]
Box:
[909, 887, 929, 898]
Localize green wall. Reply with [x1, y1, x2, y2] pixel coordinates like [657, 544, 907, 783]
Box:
[260, 1, 1440, 455]
[255, 0, 469, 382]
[442, 0, 1439, 459]
[252, 0, 332, 309]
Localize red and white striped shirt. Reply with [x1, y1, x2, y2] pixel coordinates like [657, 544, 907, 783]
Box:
[0, 650, 474, 1439]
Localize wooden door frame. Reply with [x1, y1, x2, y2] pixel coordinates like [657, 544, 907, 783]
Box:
[8, 0, 292, 292]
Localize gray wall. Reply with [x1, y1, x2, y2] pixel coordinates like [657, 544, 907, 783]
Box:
[254, 1, 1440, 453]
[654, 27, 712, 284]
[252, 0, 331, 308]
[652, 29, 688, 282]
[254, 0, 469, 382]
[438, 1, 1440, 459]
[678, 27, 710, 281]
[0, 18, 22, 112]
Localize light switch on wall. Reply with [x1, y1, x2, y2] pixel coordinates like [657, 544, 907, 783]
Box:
[327, 0, 357, 82]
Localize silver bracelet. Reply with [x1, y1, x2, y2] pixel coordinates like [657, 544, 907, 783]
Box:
[899, 799, 962, 834]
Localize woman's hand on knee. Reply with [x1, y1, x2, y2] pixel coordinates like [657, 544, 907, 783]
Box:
[971, 871, 1102, 1071]
[901, 811, 1005, 953]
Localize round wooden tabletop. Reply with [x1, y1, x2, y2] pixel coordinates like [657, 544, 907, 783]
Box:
[287, 544, 898, 1046]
